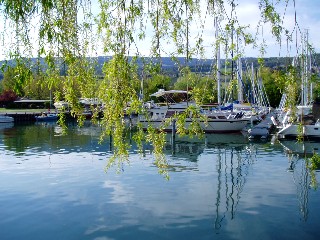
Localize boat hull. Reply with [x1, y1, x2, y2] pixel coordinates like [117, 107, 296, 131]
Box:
[278, 124, 320, 139]
[0, 116, 14, 123]
[35, 114, 58, 122]
[139, 118, 249, 133]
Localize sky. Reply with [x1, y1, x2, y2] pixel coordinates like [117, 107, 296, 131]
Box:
[0, 0, 319, 60]
[232, 0, 320, 58]
[178, 0, 320, 58]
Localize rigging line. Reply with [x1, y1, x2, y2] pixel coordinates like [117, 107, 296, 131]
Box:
[292, 0, 303, 58]
[190, 1, 214, 104]
[196, 1, 209, 59]
[281, 0, 290, 26]
[191, 3, 207, 79]
[219, 2, 232, 23]
[276, 0, 290, 57]
[219, 0, 244, 32]
[219, 1, 253, 58]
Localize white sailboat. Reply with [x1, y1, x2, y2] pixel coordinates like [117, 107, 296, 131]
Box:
[277, 30, 320, 139]
[277, 107, 320, 139]
[139, 88, 249, 133]
[278, 121, 320, 139]
[139, 16, 250, 133]
[139, 109, 249, 133]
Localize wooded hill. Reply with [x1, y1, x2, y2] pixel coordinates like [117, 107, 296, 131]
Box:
[1, 54, 320, 80]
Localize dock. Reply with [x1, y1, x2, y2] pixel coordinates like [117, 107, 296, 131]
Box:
[4, 112, 42, 122]
[248, 113, 276, 140]
[1, 109, 55, 123]
[1, 109, 95, 123]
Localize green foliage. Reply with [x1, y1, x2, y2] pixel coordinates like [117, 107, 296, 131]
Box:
[143, 72, 171, 101]
[260, 67, 284, 107]
[1, 59, 33, 97]
[311, 73, 320, 102]
[309, 153, 320, 170]
[296, 123, 304, 143]
[308, 153, 320, 189]
[283, 66, 300, 112]
[175, 105, 206, 137]
[259, 0, 283, 41]
[0, 0, 307, 174]
[98, 54, 142, 169]
[174, 67, 216, 104]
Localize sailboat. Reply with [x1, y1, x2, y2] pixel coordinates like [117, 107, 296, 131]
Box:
[138, 89, 249, 133]
[277, 109, 320, 139]
[277, 30, 320, 139]
[138, 17, 250, 133]
[219, 24, 270, 124]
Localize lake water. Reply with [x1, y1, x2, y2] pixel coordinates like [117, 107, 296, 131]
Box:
[0, 122, 320, 240]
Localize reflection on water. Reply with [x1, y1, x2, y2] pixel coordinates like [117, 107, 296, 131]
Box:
[161, 133, 256, 232]
[280, 139, 320, 156]
[0, 121, 110, 155]
[213, 146, 253, 231]
[0, 122, 14, 130]
[280, 139, 320, 221]
[0, 122, 320, 240]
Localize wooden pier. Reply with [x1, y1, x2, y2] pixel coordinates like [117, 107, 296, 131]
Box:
[4, 112, 41, 122]
[1, 110, 92, 123]
[248, 113, 276, 140]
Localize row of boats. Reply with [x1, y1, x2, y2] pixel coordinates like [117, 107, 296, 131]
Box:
[137, 90, 255, 133]
[1, 89, 320, 140]
[136, 90, 320, 140]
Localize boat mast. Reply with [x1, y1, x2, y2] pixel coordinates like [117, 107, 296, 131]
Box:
[251, 63, 256, 105]
[215, 16, 221, 107]
[306, 29, 312, 104]
[301, 29, 310, 106]
[185, 2, 189, 106]
[237, 33, 243, 103]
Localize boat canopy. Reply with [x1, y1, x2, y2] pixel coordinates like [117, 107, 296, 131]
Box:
[149, 89, 190, 98]
[149, 89, 192, 104]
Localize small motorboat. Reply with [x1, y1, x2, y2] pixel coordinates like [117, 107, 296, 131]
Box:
[35, 112, 58, 121]
[0, 115, 14, 123]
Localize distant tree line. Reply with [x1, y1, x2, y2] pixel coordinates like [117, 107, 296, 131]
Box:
[1, 55, 320, 109]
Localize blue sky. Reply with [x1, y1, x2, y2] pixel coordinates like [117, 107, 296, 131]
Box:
[235, 0, 320, 57]
[183, 0, 320, 58]
[0, 0, 319, 60]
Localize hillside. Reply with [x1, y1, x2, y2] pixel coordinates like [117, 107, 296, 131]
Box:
[1, 54, 319, 80]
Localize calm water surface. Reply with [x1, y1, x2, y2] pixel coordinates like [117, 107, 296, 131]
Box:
[0, 122, 319, 240]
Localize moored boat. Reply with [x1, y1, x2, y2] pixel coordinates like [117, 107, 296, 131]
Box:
[35, 113, 58, 121]
[139, 90, 249, 133]
[277, 121, 320, 139]
[0, 115, 14, 123]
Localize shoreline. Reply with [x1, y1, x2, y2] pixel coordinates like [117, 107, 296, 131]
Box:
[0, 108, 50, 114]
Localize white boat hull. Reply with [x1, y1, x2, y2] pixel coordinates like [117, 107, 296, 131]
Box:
[139, 118, 249, 133]
[0, 115, 14, 123]
[278, 124, 320, 138]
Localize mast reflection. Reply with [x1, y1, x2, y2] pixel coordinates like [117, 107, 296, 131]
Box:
[280, 139, 319, 221]
[163, 133, 256, 231]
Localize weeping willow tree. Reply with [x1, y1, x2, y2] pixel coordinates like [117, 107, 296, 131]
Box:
[0, 0, 302, 172]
